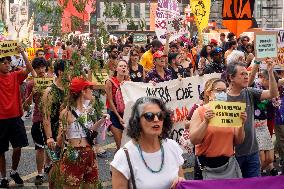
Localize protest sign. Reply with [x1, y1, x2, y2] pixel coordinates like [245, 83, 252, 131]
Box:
[0, 40, 18, 58]
[176, 175, 283, 189]
[34, 78, 54, 90]
[26, 48, 43, 61]
[155, 0, 180, 44]
[208, 101, 246, 127]
[278, 30, 284, 67]
[133, 34, 147, 44]
[121, 73, 221, 146]
[167, 16, 189, 37]
[92, 70, 109, 89]
[255, 31, 278, 61]
[190, 0, 211, 33]
[222, 0, 255, 37]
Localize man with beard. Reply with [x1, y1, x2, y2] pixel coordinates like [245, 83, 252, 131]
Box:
[106, 45, 119, 76]
[24, 57, 48, 185]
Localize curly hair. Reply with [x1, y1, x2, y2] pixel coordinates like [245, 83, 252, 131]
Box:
[127, 97, 173, 141]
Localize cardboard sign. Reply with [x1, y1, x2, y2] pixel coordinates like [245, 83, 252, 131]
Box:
[191, 0, 211, 33]
[34, 78, 54, 90]
[0, 40, 18, 58]
[255, 31, 278, 61]
[26, 48, 43, 61]
[92, 70, 109, 89]
[133, 34, 147, 44]
[208, 101, 246, 128]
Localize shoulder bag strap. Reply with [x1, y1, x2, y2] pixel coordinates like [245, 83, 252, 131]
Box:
[109, 78, 119, 89]
[123, 147, 137, 189]
[70, 109, 89, 132]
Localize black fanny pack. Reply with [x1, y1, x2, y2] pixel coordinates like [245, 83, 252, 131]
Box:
[198, 155, 230, 168]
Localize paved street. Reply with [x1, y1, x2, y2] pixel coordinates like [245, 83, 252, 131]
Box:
[4, 113, 283, 189]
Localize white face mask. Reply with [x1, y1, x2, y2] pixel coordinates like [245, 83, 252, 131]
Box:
[214, 92, 227, 101]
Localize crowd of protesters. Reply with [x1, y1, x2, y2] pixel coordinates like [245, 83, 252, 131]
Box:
[0, 31, 284, 189]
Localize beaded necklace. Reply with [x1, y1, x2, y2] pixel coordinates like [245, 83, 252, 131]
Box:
[137, 142, 165, 173]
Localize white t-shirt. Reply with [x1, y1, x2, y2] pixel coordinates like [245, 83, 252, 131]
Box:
[111, 139, 184, 189]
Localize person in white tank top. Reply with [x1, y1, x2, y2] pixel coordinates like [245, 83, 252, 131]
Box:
[57, 77, 109, 189]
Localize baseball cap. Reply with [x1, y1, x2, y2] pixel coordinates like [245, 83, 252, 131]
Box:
[210, 39, 218, 45]
[153, 51, 167, 59]
[210, 47, 223, 57]
[70, 77, 95, 94]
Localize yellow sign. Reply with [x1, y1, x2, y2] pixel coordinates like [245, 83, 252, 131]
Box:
[27, 48, 43, 61]
[208, 101, 246, 127]
[190, 0, 211, 33]
[0, 40, 18, 58]
[92, 70, 109, 90]
[34, 77, 54, 90]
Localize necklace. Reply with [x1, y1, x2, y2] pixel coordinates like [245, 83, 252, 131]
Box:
[137, 142, 164, 173]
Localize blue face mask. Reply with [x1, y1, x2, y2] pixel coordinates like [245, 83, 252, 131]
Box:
[214, 92, 227, 101]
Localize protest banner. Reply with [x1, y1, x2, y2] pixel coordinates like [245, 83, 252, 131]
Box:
[0, 40, 18, 58]
[34, 78, 54, 90]
[121, 73, 221, 146]
[222, 0, 255, 37]
[26, 48, 43, 61]
[176, 175, 283, 189]
[278, 30, 284, 66]
[167, 16, 189, 37]
[155, 0, 180, 44]
[208, 101, 246, 127]
[255, 31, 278, 61]
[92, 70, 109, 89]
[190, 0, 211, 33]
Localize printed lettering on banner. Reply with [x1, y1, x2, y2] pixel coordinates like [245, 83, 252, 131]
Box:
[208, 101, 246, 127]
[91, 70, 109, 89]
[0, 40, 18, 58]
[121, 73, 221, 148]
[255, 31, 278, 61]
[155, 0, 180, 44]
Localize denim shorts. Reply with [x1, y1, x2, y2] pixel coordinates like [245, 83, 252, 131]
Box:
[107, 110, 124, 130]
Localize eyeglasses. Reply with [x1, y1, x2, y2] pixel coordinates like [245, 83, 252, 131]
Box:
[141, 111, 165, 122]
[213, 88, 227, 93]
[112, 51, 118, 53]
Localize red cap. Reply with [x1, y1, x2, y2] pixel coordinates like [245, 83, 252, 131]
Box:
[153, 51, 167, 59]
[210, 39, 218, 45]
[70, 77, 95, 94]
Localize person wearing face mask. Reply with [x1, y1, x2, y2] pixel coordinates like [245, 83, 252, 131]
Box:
[105, 60, 129, 151]
[189, 79, 246, 179]
[144, 51, 173, 83]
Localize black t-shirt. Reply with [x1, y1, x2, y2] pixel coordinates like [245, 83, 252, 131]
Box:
[168, 65, 190, 79]
[129, 64, 144, 82]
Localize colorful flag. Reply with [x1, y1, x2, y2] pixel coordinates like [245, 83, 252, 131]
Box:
[190, 0, 211, 33]
[222, 0, 255, 37]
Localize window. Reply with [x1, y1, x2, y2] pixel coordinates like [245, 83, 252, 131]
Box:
[107, 25, 118, 30]
[145, 3, 150, 18]
[125, 3, 132, 18]
[134, 3, 140, 18]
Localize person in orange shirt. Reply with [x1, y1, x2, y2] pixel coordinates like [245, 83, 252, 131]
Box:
[189, 79, 246, 180]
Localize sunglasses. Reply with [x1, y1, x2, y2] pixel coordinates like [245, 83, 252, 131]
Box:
[141, 111, 165, 122]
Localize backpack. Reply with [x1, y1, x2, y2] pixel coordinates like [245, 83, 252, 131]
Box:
[109, 79, 125, 114]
